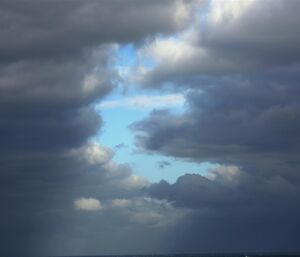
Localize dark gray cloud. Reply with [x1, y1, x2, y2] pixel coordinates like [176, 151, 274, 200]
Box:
[148, 165, 300, 252]
[133, 0, 300, 164]
[2, 0, 300, 255]
[137, 0, 300, 87]
[0, 0, 192, 153]
[0, 0, 190, 62]
[150, 165, 300, 212]
[131, 0, 300, 253]
[0, 1, 194, 256]
[133, 79, 300, 163]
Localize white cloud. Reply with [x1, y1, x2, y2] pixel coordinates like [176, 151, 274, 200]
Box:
[70, 142, 113, 165]
[97, 94, 185, 110]
[142, 37, 196, 64]
[83, 143, 113, 165]
[121, 174, 150, 190]
[206, 164, 244, 186]
[74, 197, 102, 211]
[103, 162, 150, 190]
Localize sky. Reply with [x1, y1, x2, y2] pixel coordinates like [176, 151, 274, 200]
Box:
[94, 43, 214, 183]
[0, 0, 300, 256]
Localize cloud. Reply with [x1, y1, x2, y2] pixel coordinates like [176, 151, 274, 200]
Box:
[0, 1, 194, 62]
[158, 161, 172, 169]
[74, 197, 102, 211]
[134, 0, 300, 88]
[1, 0, 300, 255]
[120, 174, 150, 190]
[206, 164, 242, 184]
[0, 1, 196, 256]
[133, 80, 300, 165]
[97, 94, 185, 110]
[148, 164, 300, 251]
[129, 1, 300, 252]
[78, 142, 114, 165]
[132, 0, 300, 165]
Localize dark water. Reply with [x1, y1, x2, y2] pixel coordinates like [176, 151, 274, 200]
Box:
[62, 253, 300, 257]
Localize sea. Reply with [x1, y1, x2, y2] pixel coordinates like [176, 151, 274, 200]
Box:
[59, 253, 300, 257]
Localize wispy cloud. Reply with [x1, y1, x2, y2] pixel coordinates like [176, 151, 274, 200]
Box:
[97, 94, 185, 110]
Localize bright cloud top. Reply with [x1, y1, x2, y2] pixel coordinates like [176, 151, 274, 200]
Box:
[74, 197, 102, 211]
[209, 0, 255, 24]
[97, 94, 185, 110]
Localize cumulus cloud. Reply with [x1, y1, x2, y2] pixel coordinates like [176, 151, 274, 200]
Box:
[207, 0, 255, 25]
[133, 79, 300, 166]
[0, 1, 194, 62]
[150, 163, 299, 210]
[130, 0, 300, 252]
[74, 197, 102, 211]
[206, 165, 243, 183]
[78, 142, 114, 165]
[132, 0, 300, 165]
[2, 0, 300, 255]
[148, 163, 300, 250]
[0, 1, 196, 256]
[120, 174, 150, 190]
[134, 0, 300, 88]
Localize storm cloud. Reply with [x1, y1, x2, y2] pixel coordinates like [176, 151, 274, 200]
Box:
[133, 0, 300, 168]
[148, 164, 300, 252]
[1, 0, 300, 256]
[131, 0, 300, 252]
[0, 1, 194, 256]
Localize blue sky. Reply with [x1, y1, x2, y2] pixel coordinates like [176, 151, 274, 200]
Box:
[96, 106, 213, 183]
[94, 43, 213, 183]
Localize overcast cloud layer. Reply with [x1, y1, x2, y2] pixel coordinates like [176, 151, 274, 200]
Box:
[1, 0, 300, 256]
